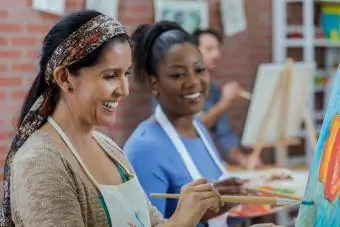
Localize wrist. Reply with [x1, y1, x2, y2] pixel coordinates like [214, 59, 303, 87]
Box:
[166, 211, 190, 227]
[216, 99, 231, 111]
[166, 216, 189, 227]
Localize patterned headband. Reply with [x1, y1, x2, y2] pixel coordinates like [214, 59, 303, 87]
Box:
[0, 14, 128, 227]
[44, 14, 127, 85]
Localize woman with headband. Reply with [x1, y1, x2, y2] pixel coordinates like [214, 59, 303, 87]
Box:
[0, 10, 222, 227]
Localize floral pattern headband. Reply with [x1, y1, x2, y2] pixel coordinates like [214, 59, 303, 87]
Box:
[0, 14, 127, 226]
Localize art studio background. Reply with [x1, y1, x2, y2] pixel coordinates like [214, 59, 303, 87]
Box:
[0, 0, 339, 226]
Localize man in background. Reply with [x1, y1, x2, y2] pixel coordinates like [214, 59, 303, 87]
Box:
[192, 28, 261, 168]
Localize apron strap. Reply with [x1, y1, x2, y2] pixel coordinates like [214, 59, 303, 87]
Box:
[47, 117, 100, 190]
[155, 105, 202, 180]
[154, 105, 227, 180]
[194, 121, 227, 175]
[93, 131, 133, 178]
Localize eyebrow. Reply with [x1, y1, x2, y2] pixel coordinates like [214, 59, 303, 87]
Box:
[100, 66, 132, 74]
[167, 61, 203, 68]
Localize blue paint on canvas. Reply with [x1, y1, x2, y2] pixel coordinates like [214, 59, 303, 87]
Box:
[295, 69, 340, 227]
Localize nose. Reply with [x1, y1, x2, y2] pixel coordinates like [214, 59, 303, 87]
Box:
[184, 70, 201, 89]
[113, 76, 129, 98]
[214, 49, 221, 60]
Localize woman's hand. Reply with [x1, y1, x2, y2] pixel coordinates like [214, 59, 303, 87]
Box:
[220, 82, 242, 108]
[201, 177, 251, 221]
[169, 178, 222, 227]
[209, 177, 255, 213]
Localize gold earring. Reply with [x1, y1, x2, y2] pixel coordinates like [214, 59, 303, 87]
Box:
[68, 85, 74, 93]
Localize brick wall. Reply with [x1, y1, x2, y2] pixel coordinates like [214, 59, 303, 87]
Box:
[0, 0, 273, 180]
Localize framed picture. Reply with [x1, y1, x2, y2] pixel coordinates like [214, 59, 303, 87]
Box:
[32, 0, 65, 15]
[220, 0, 247, 36]
[154, 0, 209, 34]
[85, 0, 119, 19]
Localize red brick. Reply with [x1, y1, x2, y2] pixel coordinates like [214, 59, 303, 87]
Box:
[0, 132, 13, 141]
[0, 23, 22, 32]
[10, 91, 27, 99]
[0, 92, 6, 99]
[0, 77, 22, 86]
[27, 24, 51, 33]
[26, 50, 39, 59]
[67, 0, 83, 10]
[0, 158, 6, 171]
[26, 0, 32, 6]
[11, 37, 37, 46]
[0, 0, 26, 9]
[0, 145, 8, 154]
[128, 4, 153, 13]
[0, 10, 8, 19]
[0, 50, 21, 59]
[0, 64, 7, 72]
[0, 37, 9, 46]
[12, 63, 34, 72]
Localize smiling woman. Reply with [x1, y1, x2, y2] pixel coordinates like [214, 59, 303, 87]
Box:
[0, 10, 222, 227]
[124, 21, 250, 227]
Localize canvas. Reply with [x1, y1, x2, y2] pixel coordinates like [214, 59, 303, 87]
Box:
[295, 69, 340, 227]
[241, 62, 315, 147]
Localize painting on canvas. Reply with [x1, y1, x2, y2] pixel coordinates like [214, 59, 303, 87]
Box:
[295, 69, 339, 227]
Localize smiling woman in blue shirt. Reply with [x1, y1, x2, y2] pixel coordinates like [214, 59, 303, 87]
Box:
[124, 21, 248, 227]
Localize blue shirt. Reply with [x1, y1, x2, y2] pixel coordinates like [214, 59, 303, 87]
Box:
[151, 84, 239, 155]
[204, 84, 239, 154]
[124, 117, 223, 220]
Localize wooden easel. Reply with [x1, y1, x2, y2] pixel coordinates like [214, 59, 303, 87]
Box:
[247, 59, 318, 170]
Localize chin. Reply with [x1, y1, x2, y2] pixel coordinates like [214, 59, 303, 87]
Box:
[182, 106, 203, 116]
[208, 63, 217, 70]
[98, 117, 117, 128]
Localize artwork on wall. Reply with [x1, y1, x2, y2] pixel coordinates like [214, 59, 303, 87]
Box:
[32, 0, 65, 15]
[154, 0, 209, 34]
[295, 68, 340, 227]
[85, 0, 119, 19]
[220, 0, 247, 36]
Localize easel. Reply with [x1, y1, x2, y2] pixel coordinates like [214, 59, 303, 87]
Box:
[247, 59, 318, 170]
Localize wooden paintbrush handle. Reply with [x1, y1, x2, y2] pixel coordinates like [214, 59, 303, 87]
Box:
[150, 193, 299, 206]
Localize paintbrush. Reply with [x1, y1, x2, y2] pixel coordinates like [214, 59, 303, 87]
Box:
[150, 193, 314, 206]
[249, 187, 301, 201]
[239, 89, 252, 100]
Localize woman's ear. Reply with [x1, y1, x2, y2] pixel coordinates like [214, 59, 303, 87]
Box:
[53, 67, 73, 93]
[148, 75, 159, 97]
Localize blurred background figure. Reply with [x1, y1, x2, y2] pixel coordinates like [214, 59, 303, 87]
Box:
[192, 29, 262, 168]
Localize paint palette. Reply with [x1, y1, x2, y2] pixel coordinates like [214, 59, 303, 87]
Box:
[227, 168, 308, 218]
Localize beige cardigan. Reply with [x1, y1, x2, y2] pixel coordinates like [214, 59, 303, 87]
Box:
[10, 130, 165, 227]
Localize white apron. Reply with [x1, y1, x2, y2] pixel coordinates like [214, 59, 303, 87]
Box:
[154, 105, 229, 227]
[48, 117, 151, 227]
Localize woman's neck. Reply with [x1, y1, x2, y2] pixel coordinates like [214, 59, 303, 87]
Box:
[164, 109, 197, 138]
[49, 100, 94, 144]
